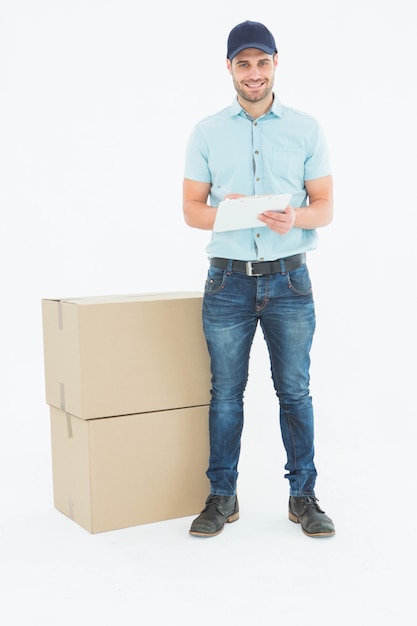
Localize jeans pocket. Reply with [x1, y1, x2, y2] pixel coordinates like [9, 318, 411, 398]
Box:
[204, 266, 227, 294]
[286, 265, 313, 296]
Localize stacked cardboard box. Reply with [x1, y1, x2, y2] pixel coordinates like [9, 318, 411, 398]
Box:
[42, 292, 211, 533]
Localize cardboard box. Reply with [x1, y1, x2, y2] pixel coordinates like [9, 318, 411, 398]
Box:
[50, 405, 210, 533]
[42, 292, 211, 419]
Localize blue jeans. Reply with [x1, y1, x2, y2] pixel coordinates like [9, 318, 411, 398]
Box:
[202, 260, 317, 498]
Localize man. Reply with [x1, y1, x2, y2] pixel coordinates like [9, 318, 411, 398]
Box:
[183, 20, 335, 538]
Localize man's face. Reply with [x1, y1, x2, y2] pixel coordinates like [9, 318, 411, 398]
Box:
[227, 48, 278, 104]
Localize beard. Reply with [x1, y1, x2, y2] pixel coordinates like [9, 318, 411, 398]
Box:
[232, 76, 274, 104]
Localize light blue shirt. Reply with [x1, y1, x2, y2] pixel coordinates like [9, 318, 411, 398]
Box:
[184, 96, 331, 261]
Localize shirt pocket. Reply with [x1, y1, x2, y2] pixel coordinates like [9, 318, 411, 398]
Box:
[272, 148, 305, 185]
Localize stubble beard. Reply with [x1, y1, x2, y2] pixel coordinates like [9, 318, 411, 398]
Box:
[233, 77, 274, 104]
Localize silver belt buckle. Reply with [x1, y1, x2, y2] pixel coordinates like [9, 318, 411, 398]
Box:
[246, 261, 262, 277]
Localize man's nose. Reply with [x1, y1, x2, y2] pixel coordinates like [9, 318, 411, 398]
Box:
[247, 66, 262, 79]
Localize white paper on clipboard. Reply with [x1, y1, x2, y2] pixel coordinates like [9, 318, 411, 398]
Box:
[213, 193, 292, 232]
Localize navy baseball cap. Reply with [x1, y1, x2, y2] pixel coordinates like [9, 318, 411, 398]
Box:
[227, 20, 277, 61]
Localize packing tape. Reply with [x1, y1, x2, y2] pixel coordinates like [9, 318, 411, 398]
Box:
[60, 383, 65, 411]
[58, 301, 64, 330]
[66, 412, 73, 438]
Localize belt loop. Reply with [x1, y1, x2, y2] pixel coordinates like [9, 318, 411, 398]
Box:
[226, 259, 233, 274]
[279, 258, 287, 274]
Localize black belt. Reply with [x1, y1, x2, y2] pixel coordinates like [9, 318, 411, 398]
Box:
[210, 253, 306, 276]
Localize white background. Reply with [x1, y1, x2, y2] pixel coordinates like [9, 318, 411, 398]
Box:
[1, 0, 416, 624]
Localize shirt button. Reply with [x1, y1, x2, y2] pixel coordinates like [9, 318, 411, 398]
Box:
[256, 233, 260, 238]
[254, 150, 259, 155]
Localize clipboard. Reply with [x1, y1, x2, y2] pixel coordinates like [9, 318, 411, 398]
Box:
[213, 193, 292, 232]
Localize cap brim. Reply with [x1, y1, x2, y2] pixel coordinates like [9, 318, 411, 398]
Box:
[228, 42, 276, 60]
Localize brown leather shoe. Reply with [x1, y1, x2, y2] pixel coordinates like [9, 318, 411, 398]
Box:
[189, 495, 239, 537]
[289, 496, 335, 537]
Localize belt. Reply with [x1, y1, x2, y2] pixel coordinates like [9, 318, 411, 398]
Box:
[210, 253, 306, 276]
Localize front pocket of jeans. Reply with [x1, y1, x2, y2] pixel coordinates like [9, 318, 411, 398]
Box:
[204, 267, 227, 294]
[286, 266, 312, 295]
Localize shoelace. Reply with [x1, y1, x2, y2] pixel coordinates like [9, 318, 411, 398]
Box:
[303, 496, 325, 513]
[205, 495, 232, 513]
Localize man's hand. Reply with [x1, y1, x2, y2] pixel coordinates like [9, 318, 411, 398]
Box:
[224, 193, 245, 200]
[257, 205, 296, 235]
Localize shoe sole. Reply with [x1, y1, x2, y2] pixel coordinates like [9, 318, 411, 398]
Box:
[288, 511, 335, 538]
[189, 511, 240, 537]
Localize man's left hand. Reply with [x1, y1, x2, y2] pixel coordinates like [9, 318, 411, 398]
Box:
[257, 205, 296, 235]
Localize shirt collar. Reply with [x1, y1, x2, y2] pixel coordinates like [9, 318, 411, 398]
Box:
[230, 94, 283, 119]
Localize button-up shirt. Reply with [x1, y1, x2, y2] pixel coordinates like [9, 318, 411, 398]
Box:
[184, 95, 331, 261]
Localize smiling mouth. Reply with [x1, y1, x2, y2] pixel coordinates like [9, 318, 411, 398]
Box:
[245, 81, 265, 89]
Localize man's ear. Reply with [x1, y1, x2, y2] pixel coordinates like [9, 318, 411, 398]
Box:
[226, 58, 232, 74]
